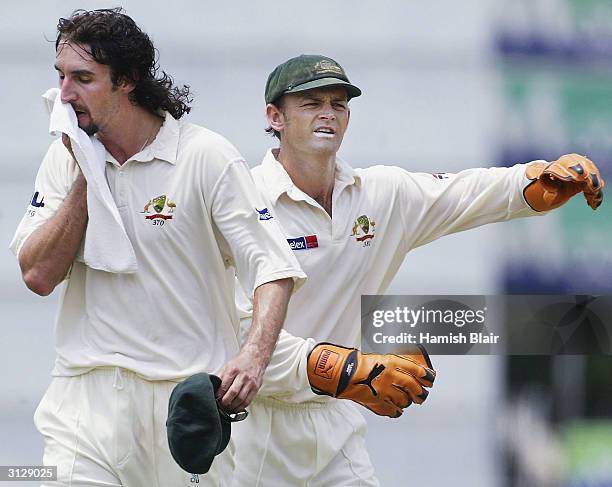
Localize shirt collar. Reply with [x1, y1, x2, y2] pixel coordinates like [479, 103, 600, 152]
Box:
[261, 149, 294, 202]
[105, 112, 180, 166]
[261, 148, 361, 203]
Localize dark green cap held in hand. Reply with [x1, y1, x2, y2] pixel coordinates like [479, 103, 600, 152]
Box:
[166, 373, 247, 474]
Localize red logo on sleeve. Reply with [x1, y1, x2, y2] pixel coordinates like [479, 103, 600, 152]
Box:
[305, 235, 318, 249]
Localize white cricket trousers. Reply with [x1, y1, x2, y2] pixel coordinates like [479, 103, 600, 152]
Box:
[34, 367, 234, 487]
[230, 396, 380, 487]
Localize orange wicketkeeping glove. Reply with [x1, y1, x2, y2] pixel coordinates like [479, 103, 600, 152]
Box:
[523, 154, 604, 212]
[307, 343, 435, 418]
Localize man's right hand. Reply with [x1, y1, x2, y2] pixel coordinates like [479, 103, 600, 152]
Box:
[307, 343, 435, 418]
[62, 133, 77, 161]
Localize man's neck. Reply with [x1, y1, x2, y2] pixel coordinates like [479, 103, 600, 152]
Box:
[276, 147, 336, 216]
[97, 106, 164, 165]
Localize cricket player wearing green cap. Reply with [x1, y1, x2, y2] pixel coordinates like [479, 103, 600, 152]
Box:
[231, 54, 605, 486]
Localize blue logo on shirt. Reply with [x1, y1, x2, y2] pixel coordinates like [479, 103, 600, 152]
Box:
[257, 207, 273, 221]
[287, 235, 319, 250]
[31, 191, 45, 208]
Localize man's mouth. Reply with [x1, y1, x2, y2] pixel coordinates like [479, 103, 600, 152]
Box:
[72, 106, 87, 117]
[313, 127, 335, 138]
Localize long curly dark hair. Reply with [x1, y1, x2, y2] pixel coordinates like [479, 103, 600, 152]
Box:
[56, 8, 192, 119]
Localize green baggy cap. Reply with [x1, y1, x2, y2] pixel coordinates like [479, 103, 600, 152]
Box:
[265, 54, 362, 104]
[166, 373, 246, 474]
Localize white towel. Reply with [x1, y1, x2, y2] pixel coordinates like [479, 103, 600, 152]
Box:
[43, 88, 138, 273]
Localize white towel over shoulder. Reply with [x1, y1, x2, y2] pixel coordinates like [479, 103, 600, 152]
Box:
[43, 88, 137, 273]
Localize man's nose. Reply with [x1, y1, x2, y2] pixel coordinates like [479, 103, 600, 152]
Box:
[318, 103, 336, 120]
[60, 78, 77, 104]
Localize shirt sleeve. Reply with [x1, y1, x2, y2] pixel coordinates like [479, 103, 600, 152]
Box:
[394, 162, 546, 251]
[9, 139, 79, 258]
[210, 157, 306, 299]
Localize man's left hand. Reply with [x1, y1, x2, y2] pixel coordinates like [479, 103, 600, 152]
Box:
[216, 346, 266, 413]
[524, 154, 604, 211]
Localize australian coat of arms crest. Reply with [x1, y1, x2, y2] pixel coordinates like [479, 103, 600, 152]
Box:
[141, 194, 176, 223]
[350, 214, 375, 245]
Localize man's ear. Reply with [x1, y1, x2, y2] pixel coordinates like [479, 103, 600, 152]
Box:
[121, 81, 136, 95]
[115, 75, 136, 95]
[266, 103, 285, 132]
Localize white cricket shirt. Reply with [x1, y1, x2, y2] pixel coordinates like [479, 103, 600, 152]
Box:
[10, 116, 305, 380]
[239, 149, 541, 351]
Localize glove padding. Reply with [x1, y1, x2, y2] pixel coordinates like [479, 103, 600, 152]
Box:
[307, 343, 435, 418]
[524, 154, 604, 212]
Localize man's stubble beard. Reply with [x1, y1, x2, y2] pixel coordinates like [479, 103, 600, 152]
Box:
[81, 122, 99, 136]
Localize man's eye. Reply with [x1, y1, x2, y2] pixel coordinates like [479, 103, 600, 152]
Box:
[79, 78, 92, 84]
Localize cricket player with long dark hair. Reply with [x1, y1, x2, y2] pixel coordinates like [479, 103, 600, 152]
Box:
[10, 9, 307, 486]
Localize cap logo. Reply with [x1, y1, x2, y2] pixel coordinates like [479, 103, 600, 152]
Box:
[314, 60, 344, 76]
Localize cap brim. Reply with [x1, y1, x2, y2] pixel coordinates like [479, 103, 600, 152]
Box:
[209, 375, 231, 454]
[286, 77, 362, 100]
